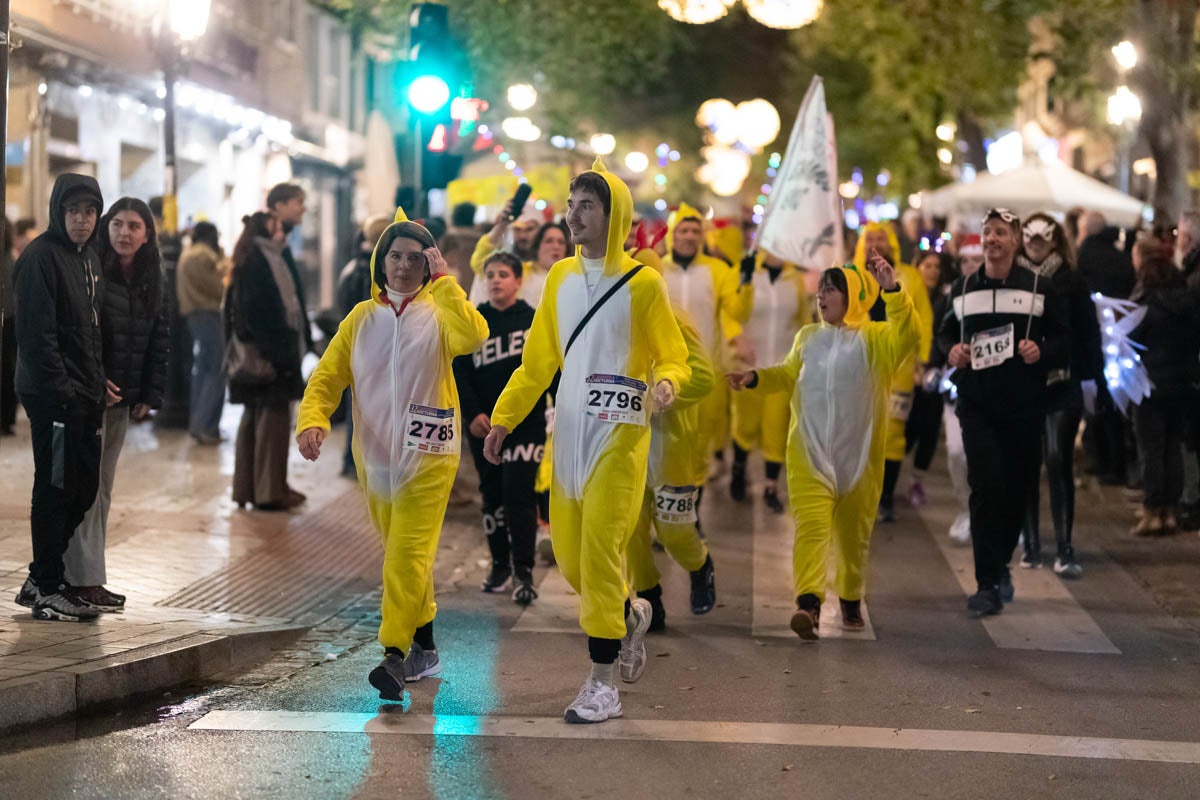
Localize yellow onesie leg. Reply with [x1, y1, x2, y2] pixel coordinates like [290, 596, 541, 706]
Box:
[626, 486, 710, 595]
[626, 491, 661, 594]
[788, 476, 837, 602]
[733, 385, 789, 465]
[831, 465, 883, 602]
[550, 433, 648, 641]
[365, 455, 457, 652]
[884, 412, 908, 462]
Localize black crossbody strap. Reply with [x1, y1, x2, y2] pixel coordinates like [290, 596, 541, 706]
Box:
[563, 265, 643, 359]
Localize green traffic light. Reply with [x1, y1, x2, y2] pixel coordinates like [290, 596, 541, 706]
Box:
[409, 75, 451, 114]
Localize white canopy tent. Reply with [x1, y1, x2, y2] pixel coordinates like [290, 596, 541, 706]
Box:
[920, 160, 1149, 228]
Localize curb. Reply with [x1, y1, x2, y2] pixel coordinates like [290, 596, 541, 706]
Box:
[0, 623, 308, 732]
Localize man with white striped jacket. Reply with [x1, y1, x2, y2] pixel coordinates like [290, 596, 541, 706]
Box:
[937, 208, 1070, 618]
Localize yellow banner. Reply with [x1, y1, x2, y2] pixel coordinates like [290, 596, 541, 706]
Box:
[448, 165, 572, 214]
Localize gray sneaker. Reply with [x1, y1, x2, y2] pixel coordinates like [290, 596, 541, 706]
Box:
[619, 598, 652, 683]
[14, 575, 37, 608]
[368, 649, 407, 701]
[403, 643, 441, 682]
[32, 586, 100, 622]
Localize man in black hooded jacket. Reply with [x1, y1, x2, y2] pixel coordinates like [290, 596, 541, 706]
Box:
[12, 173, 108, 622]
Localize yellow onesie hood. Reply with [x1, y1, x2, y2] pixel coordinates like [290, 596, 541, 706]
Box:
[707, 224, 744, 265]
[576, 157, 634, 275]
[852, 221, 901, 270]
[371, 206, 438, 291]
[834, 264, 880, 330]
[666, 201, 704, 254]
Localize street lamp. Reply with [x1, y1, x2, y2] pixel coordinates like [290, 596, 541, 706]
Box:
[1112, 40, 1137, 72]
[1107, 85, 1142, 193]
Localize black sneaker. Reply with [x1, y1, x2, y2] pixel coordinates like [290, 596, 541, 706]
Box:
[999, 570, 1014, 604]
[14, 575, 37, 608]
[689, 555, 716, 615]
[32, 586, 100, 622]
[763, 487, 784, 514]
[839, 598, 865, 630]
[730, 465, 747, 502]
[877, 500, 896, 523]
[639, 586, 666, 633]
[790, 593, 821, 640]
[513, 578, 537, 604]
[480, 564, 512, 593]
[75, 585, 125, 612]
[966, 586, 1003, 618]
[368, 648, 407, 700]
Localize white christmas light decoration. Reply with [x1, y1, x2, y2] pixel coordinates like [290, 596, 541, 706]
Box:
[741, 0, 822, 29]
[733, 99, 781, 149]
[658, 0, 738, 24]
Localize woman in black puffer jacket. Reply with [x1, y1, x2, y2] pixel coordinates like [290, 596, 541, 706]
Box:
[65, 197, 168, 612]
[226, 211, 307, 511]
[1129, 238, 1200, 535]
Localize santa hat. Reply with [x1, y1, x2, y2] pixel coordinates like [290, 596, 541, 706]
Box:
[958, 234, 982, 257]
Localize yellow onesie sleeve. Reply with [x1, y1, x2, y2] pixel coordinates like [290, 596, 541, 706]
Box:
[469, 235, 498, 276]
[431, 275, 489, 356]
[754, 327, 808, 394]
[638, 271, 691, 395]
[865, 288, 921, 375]
[490, 285, 562, 432]
[296, 301, 366, 434]
[718, 261, 754, 341]
[897, 264, 933, 361]
[675, 321, 714, 408]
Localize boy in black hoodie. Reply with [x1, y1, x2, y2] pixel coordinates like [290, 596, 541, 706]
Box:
[13, 173, 107, 622]
[454, 252, 546, 604]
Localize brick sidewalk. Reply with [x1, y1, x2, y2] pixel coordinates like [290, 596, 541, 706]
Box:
[0, 405, 487, 727]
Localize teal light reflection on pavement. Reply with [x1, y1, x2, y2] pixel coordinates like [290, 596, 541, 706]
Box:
[429, 609, 506, 800]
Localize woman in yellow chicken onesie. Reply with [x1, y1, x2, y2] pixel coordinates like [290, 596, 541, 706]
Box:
[854, 223, 933, 522]
[623, 241, 716, 633]
[730, 250, 812, 513]
[728, 256, 918, 640]
[662, 204, 753, 480]
[295, 210, 488, 700]
[483, 159, 689, 724]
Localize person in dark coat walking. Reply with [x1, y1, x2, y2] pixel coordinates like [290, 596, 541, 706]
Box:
[65, 198, 168, 611]
[1128, 240, 1200, 535]
[1, 219, 16, 435]
[227, 212, 307, 511]
[12, 173, 108, 622]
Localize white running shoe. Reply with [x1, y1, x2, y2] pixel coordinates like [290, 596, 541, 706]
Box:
[619, 598, 652, 683]
[564, 677, 622, 724]
[949, 513, 971, 545]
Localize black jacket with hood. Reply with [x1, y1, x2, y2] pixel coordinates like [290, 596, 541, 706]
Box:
[100, 242, 170, 410]
[1077, 229, 1136, 300]
[14, 174, 106, 410]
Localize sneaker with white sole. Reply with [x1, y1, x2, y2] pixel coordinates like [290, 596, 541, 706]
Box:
[564, 677, 622, 724]
[949, 513, 971, 545]
[1053, 556, 1083, 579]
[618, 598, 652, 683]
[32, 586, 100, 622]
[368, 648, 407, 700]
[403, 642, 441, 682]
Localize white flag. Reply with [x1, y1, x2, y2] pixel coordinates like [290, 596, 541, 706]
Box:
[757, 76, 843, 269]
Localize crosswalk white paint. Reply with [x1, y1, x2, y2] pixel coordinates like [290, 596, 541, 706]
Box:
[921, 487, 1121, 654]
[750, 500, 876, 640]
[189, 710, 1200, 764]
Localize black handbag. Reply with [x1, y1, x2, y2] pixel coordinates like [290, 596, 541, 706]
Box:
[225, 333, 276, 384]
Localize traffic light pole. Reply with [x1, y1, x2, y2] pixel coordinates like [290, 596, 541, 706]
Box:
[413, 116, 423, 218]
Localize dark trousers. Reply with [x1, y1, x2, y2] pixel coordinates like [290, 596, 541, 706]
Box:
[1134, 390, 1187, 509]
[1084, 406, 1128, 481]
[469, 435, 542, 575]
[1, 316, 16, 429]
[905, 387, 944, 472]
[1023, 404, 1084, 560]
[959, 405, 1043, 588]
[23, 396, 103, 591]
[232, 400, 291, 506]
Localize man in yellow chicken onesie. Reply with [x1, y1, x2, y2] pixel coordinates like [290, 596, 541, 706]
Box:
[730, 250, 812, 513]
[295, 210, 488, 701]
[854, 223, 933, 522]
[662, 204, 753, 487]
[728, 255, 918, 640]
[623, 242, 716, 632]
[483, 159, 690, 724]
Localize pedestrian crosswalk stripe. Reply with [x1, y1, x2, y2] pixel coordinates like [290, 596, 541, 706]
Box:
[189, 710, 1200, 764]
[751, 499, 876, 640]
[921, 486, 1121, 654]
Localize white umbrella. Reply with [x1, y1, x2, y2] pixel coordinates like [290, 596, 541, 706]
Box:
[921, 160, 1148, 227]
